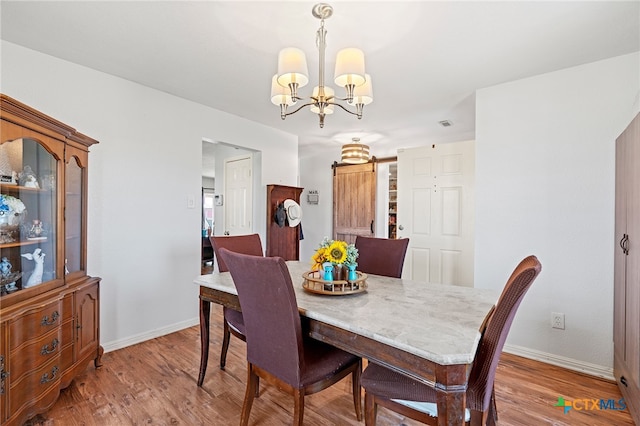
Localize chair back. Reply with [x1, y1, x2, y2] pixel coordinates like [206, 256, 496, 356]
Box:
[354, 236, 409, 278]
[218, 249, 304, 387]
[211, 234, 263, 272]
[466, 255, 542, 412]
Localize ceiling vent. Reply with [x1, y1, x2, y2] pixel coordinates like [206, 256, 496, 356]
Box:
[438, 120, 453, 127]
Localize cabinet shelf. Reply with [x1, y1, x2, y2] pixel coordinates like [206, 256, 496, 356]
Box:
[1, 184, 53, 195]
[0, 239, 48, 249]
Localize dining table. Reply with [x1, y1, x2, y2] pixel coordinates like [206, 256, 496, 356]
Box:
[195, 261, 499, 426]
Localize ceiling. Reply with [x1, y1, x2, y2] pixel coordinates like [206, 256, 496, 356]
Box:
[2, 1, 639, 159]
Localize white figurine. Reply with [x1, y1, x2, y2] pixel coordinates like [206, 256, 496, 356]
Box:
[23, 174, 40, 188]
[19, 166, 40, 188]
[21, 248, 45, 287]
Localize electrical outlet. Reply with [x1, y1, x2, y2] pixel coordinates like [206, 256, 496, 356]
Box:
[551, 312, 565, 330]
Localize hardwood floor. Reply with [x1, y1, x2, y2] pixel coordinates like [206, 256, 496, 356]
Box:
[28, 305, 633, 425]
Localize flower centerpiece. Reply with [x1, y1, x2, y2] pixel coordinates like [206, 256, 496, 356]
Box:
[0, 194, 26, 243]
[311, 237, 359, 281]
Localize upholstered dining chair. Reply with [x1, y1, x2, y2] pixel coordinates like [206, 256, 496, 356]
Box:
[218, 248, 363, 426]
[360, 255, 542, 426]
[355, 236, 409, 278]
[210, 234, 263, 371]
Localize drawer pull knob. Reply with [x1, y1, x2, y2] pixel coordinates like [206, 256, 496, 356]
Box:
[41, 311, 60, 326]
[41, 338, 59, 355]
[40, 366, 59, 384]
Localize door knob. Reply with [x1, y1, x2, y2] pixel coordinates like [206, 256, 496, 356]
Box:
[398, 225, 404, 230]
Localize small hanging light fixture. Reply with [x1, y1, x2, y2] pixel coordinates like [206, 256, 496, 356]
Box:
[341, 138, 370, 164]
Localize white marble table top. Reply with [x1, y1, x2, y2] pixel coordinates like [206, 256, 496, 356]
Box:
[194, 261, 499, 366]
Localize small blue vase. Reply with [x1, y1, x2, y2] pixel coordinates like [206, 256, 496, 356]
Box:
[347, 264, 357, 281]
[323, 262, 334, 281]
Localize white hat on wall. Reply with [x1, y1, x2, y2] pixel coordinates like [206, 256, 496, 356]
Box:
[283, 199, 302, 227]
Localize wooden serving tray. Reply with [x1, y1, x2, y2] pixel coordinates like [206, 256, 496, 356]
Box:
[302, 270, 368, 295]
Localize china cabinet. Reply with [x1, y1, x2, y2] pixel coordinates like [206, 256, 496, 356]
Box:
[0, 94, 102, 425]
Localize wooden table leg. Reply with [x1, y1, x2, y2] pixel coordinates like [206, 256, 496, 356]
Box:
[435, 364, 467, 426]
[197, 297, 211, 387]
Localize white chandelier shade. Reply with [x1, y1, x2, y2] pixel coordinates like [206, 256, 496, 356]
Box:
[353, 74, 373, 106]
[270, 74, 294, 107]
[270, 3, 373, 128]
[334, 48, 366, 89]
[310, 86, 335, 114]
[276, 48, 309, 89]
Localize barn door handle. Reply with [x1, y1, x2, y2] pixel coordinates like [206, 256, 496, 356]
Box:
[620, 234, 629, 255]
[370, 220, 374, 234]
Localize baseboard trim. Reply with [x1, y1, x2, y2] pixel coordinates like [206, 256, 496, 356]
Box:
[504, 344, 614, 381]
[102, 317, 200, 353]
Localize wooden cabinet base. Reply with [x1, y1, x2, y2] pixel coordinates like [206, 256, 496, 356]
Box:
[1, 279, 102, 426]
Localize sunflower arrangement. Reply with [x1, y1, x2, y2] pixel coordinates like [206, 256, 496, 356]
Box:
[311, 237, 358, 271]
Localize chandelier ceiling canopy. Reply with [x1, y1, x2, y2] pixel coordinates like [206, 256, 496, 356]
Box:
[270, 3, 373, 128]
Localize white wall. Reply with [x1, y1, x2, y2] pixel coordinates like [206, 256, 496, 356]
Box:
[1, 41, 299, 350]
[475, 52, 640, 373]
[299, 149, 339, 261]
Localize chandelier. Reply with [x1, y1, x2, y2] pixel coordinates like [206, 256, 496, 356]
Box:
[270, 3, 373, 128]
[341, 137, 370, 164]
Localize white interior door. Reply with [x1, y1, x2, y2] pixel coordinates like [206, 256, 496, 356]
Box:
[224, 155, 252, 235]
[397, 141, 475, 286]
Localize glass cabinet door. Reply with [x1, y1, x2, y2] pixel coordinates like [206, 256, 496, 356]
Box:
[0, 138, 59, 295]
[65, 154, 85, 276]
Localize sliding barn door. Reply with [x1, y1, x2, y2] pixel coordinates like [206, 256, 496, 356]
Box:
[333, 163, 376, 244]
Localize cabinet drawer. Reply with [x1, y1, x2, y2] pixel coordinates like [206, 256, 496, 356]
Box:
[9, 328, 61, 380]
[8, 357, 60, 415]
[9, 300, 62, 348]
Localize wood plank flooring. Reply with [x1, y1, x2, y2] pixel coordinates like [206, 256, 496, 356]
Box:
[27, 305, 633, 425]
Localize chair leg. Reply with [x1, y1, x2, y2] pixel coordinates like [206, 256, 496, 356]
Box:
[293, 388, 305, 426]
[364, 391, 377, 426]
[352, 361, 363, 421]
[240, 363, 258, 426]
[492, 387, 498, 422]
[488, 388, 498, 426]
[470, 409, 486, 425]
[220, 319, 231, 370]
